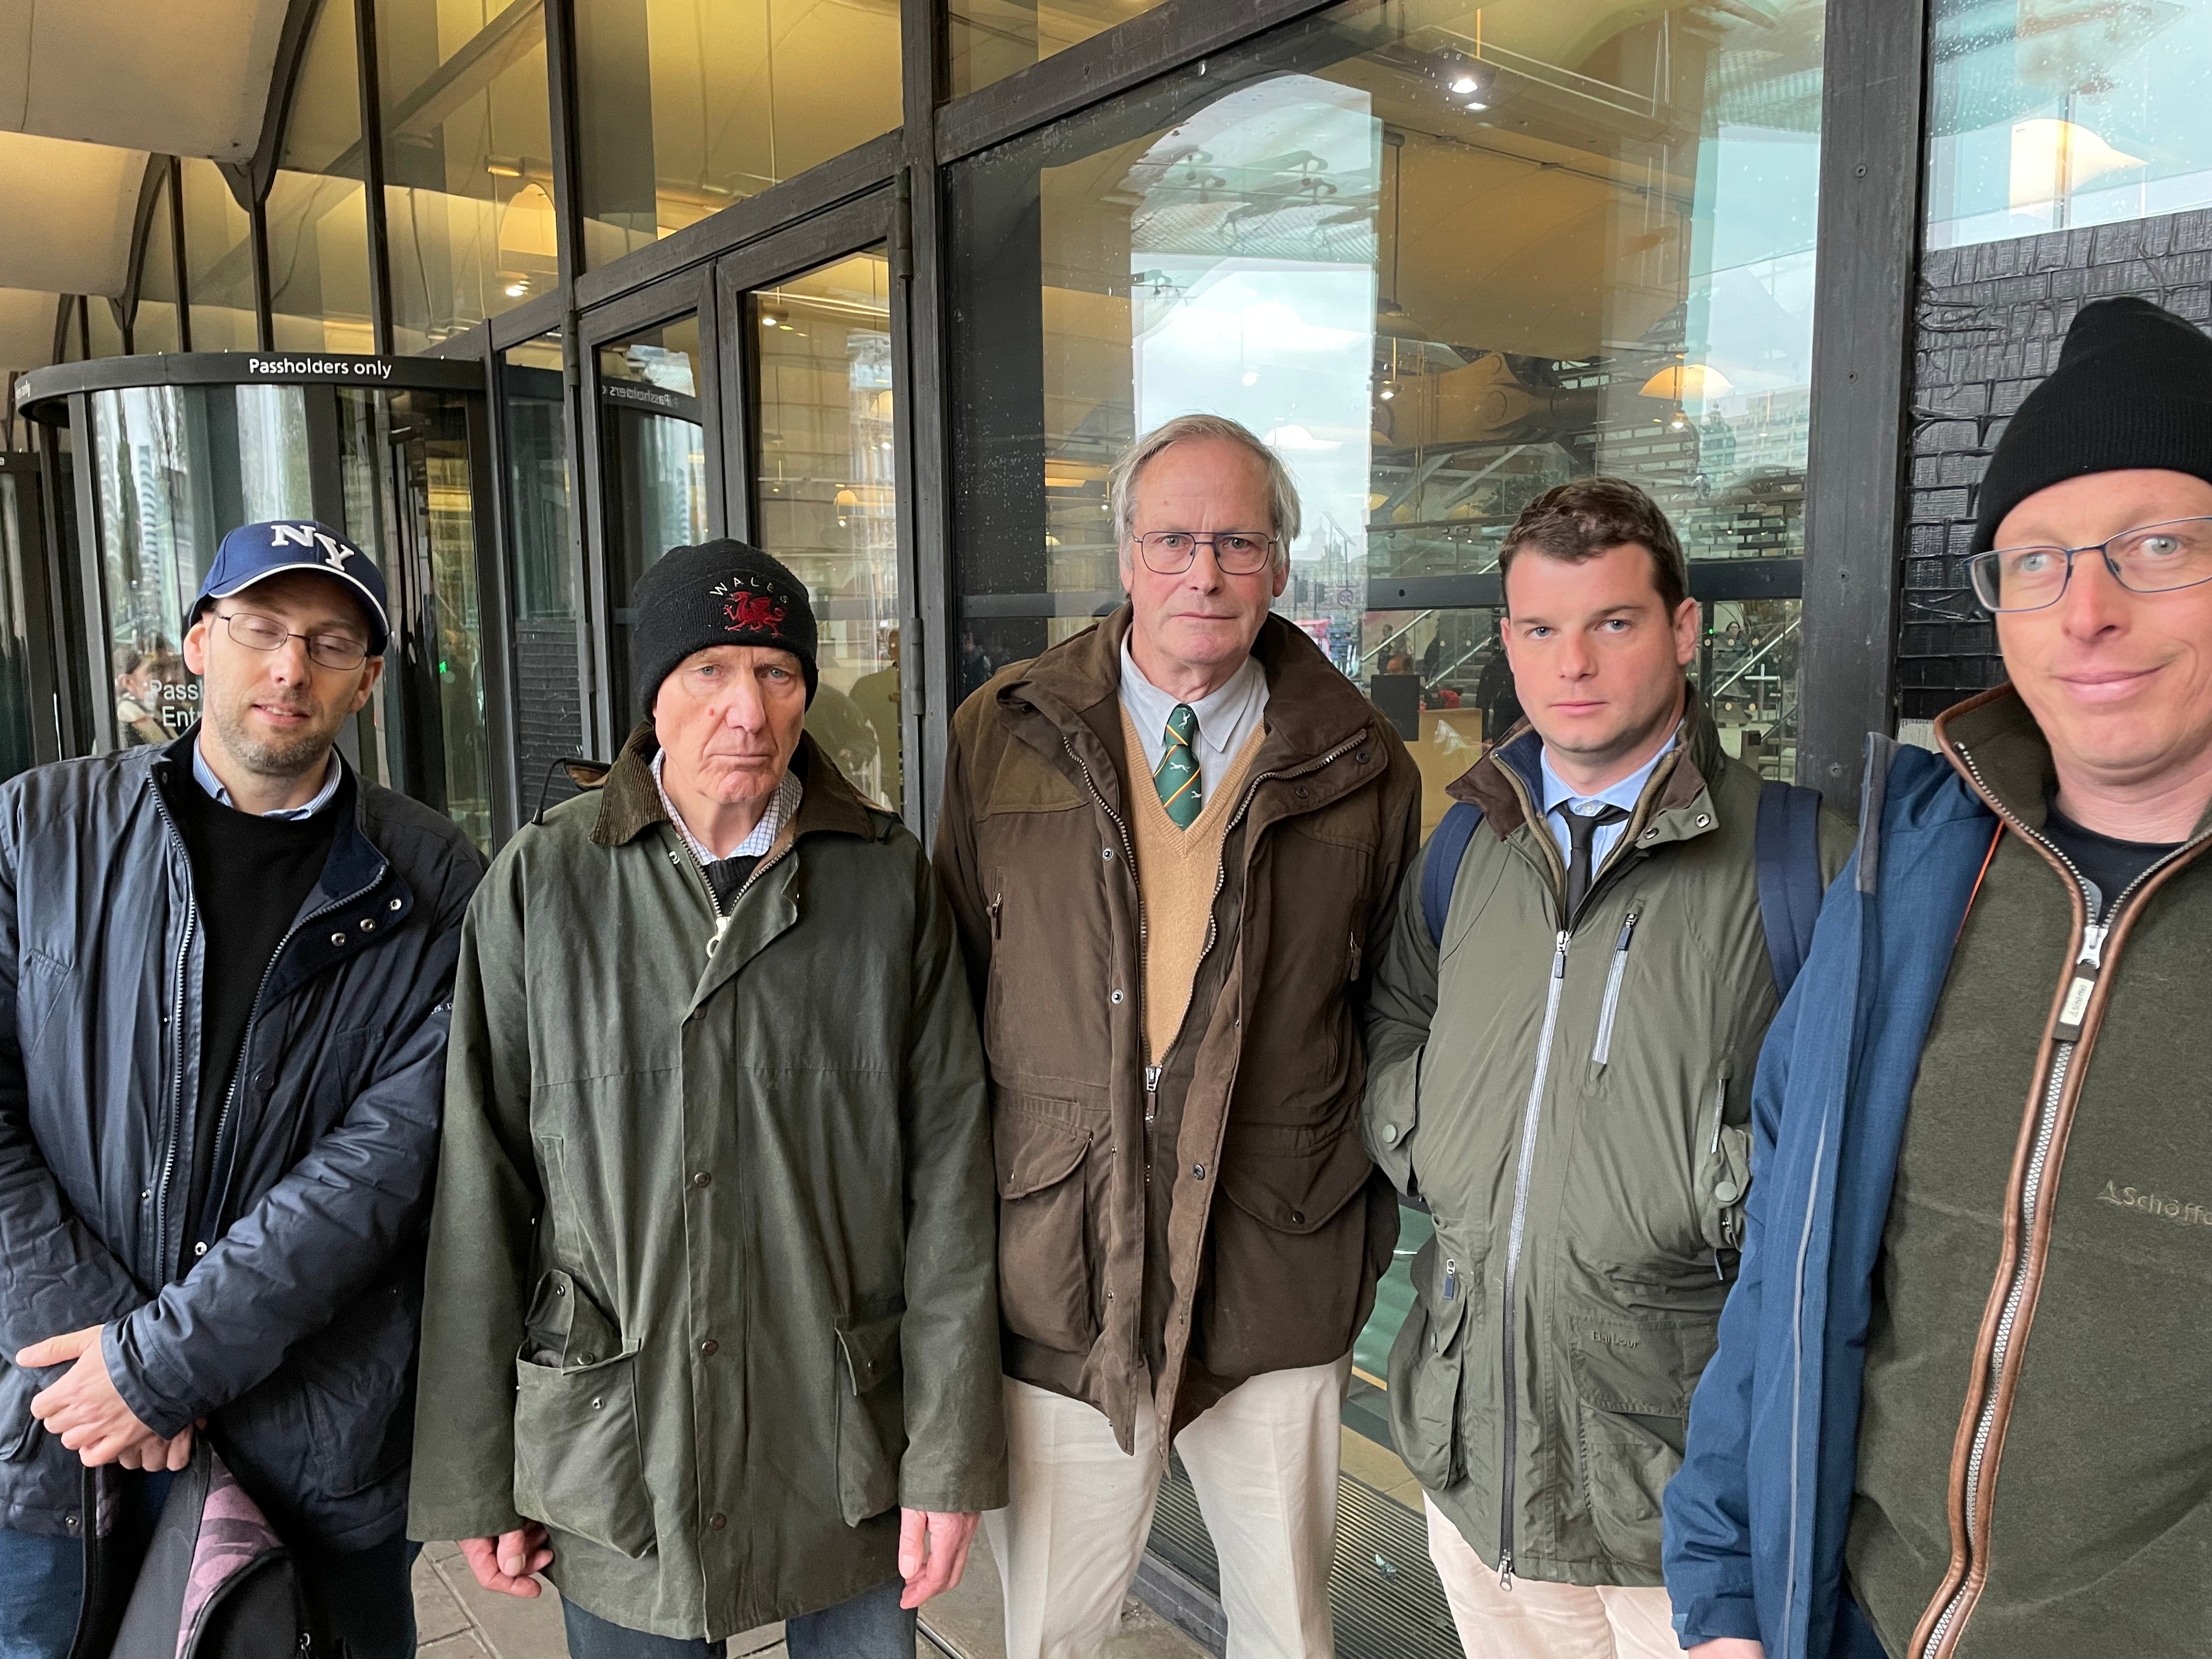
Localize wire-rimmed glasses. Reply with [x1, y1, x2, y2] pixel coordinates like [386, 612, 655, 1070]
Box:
[1130, 531, 1279, 576]
[215, 609, 372, 670]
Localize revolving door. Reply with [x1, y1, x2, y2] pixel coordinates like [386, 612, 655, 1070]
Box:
[15, 356, 512, 850]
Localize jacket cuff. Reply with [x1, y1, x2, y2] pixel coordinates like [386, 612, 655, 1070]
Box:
[103, 1319, 193, 1440]
[1674, 1591, 1762, 1646]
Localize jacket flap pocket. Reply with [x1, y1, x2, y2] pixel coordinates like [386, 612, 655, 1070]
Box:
[1569, 1320, 1698, 1417]
[0, 1361, 41, 1462]
[993, 1100, 1091, 1200]
[837, 1307, 906, 1394]
[1217, 1119, 1374, 1234]
[521, 1270, 625, 1371]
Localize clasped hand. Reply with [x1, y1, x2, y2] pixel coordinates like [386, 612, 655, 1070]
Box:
[16, 1325, 197, 1471]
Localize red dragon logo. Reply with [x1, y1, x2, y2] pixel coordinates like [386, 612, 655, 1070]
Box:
[723, 592, 788, 633]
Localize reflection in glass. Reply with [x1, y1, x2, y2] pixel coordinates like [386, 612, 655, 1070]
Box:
[270, 0, 375, 352]
[340, 387, 494, 846]
[751, 251, 902, 814]
[949, 0, 1825, 827]
[503, 331, 585, 811]
[598, 314, 707, 710]
[1926, 0, 2212, 249]
[181, 159, 258, 352]
[571, 0, 900, 268]
[380, 0, 557, 349]
[947, 0, 1170, 97]
[136, 167, 183, 355]
[0, 475, 42, 778]
[90, 386, 315, 747]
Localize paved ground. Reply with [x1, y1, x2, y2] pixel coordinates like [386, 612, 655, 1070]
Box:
[411, 1535, 1206, 1659]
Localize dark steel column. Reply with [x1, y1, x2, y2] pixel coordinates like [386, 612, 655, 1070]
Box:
[1798, 0, 1930, 808]
[354, 0, 397, 356]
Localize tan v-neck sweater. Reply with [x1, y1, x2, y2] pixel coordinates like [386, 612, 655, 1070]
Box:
[1121, 707, 1266, 1065]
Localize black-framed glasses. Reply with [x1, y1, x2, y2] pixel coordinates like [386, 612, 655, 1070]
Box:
[1131, 530, 1279, 576]
[1967, 516, 2212, 613]
[215, 610, 371, 671]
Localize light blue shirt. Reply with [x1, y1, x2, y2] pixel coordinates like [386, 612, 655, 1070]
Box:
[192, 742, 342, 820]
[1538, 737, 1676, 874]
[1118, 634, 1269, 803]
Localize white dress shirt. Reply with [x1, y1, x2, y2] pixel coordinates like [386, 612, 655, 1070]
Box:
[1118, 633, 1270, 803]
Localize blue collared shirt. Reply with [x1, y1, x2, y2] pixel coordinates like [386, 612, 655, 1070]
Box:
[1538, 736, 1675, 873]
[192, 742, 343, 820]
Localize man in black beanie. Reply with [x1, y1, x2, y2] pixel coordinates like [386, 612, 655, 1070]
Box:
[409, 539, 1006, 1655]
[1667, 295, 2212, 1659]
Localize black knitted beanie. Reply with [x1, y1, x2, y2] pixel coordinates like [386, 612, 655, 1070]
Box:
[633, 539, 818, 716]
[1972, 296, 2212, 552]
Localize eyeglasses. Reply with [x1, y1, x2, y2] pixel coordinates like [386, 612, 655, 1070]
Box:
[1131, 531, 1279, 576]
[1967, 516, 2212, 613]
[215, 610, 371, 670]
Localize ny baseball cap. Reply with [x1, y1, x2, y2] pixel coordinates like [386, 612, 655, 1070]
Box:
[194, 521, 391, 656]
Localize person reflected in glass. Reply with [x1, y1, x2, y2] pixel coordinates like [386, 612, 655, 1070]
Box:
[112, 641, 172, 745]
[934, 414, 1423, 1659]
[0, 521, 483, 1659]
[848, 625, 902, 812]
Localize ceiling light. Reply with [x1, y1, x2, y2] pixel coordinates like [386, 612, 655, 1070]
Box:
[504, 282, 527, 298]
[1639, 363, 1733, 401]
[1463, 99, 1489, 111]
[1450, 75, 1478, 95]
[1379, 386, 1395, 402]
[486, 160, 522, 179]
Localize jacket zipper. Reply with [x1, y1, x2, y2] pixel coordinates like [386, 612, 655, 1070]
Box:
[1497, 927, 1571, 1589]
[149, 787, 198, 1283]
[1918, 743, 2205, 1659]
[1589, 906, 1641, 1065]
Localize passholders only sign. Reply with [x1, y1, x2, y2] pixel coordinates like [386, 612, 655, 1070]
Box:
[246, 356, 396, 381]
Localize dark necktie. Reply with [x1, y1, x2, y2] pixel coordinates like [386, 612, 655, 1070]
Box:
[1562, 803, 1629, 920]
[1154, 704, 1202, 830]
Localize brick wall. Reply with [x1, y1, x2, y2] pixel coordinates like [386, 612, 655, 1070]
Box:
[1900, 207, 2212, 720]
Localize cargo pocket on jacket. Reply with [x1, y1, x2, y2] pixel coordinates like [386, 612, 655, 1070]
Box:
[0, 1361, 41, 1462]
[834, 1304, 907, 1527]
[512, 1272, 654, 1559]
[1387, 1246, 1471, 1492]
[992, 1097, 1098, 1353]
[1567, 1321, 1700, 1577]
[1696, 1073, 1752, 1256]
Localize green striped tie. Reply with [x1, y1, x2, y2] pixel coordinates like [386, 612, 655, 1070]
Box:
[1155, 704, 1202, 829]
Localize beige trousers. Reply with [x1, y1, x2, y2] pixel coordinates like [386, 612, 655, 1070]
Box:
[987, 1358, 1351, 1659]
[1424, 1494, 1679, 1659]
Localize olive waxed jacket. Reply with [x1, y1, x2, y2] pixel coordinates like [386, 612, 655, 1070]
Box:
[407, 731, 1004, 1640]
[1364, 703, 1852, 1588]
[933, 610, 1422, 1452]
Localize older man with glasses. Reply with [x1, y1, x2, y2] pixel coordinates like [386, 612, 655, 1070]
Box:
[1666, 297, 2212, 1659]
[934, 413, 1421, 1659]
[0, 521, 483, 1659]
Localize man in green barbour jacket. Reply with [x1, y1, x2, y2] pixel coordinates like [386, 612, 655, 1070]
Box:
[1362, 479, 1851, 1658]
[407, 543, 1004, 1655]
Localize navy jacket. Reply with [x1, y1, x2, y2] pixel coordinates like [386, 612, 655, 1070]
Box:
[0, 731, 481, 1549]
[1663, 738, 1995, 1656]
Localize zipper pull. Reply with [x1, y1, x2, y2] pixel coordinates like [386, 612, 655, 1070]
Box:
[1551, 931, 1568, 978]
[2055, 923, 2109, 1040]
[1144, 1064, 1161, 1125]
[1497, 1549, 1515, 1592]
[1614, 908, 1641, 952]
[707, 912, 735, 960]
[989, 892, 1003, 938]
[1443, 1257, 1458, 1301]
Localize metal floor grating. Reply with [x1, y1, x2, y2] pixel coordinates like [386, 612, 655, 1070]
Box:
[1144, 1455, 1460, 1659]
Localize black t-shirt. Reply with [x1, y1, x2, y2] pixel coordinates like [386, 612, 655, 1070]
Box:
[2042, 794, 2179, 920]
[158, 761, 345, 1262]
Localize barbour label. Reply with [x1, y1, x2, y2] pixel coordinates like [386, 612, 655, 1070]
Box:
[2097, 1180, 2212, 1228]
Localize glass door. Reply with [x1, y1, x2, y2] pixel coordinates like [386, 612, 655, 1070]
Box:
[718, 194, 911, 820]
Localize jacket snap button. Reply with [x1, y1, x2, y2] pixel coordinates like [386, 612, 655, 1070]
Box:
[1110, 989, 1124, 1005]
[554, 1283, 566, 1295]
[1291, 1210, 1305, 1223]
[1102, 847, 1113, 860]
[1640, 828, 1657, 841]
[359, 918, 375, 933]
[387, 898, 402, 911]
[709, 1513, 727, 1530]
[576, 1352, 596, 1365]
[1295, 785, 1310, 798]
[193, 1241, 208, 1257]
[590, 1396, 603, 1410]
[1355, 751, 1369, 764]
[330, 932, 347, 947]
[1192, 1164, 1205, 1179]
[691, 1171, 712, 1188]
[1381, 1124, 1400, 1143]
[700, 1339, 719, 1356]
[256, 1071, 273, 1090]
[1715, 1180, 1742, 1205]
[1695, 814, 1712, 828]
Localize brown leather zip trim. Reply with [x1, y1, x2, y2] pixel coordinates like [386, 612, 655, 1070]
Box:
[1911, 718, 2212, 1657]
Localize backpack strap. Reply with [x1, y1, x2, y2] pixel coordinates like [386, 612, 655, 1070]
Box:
[1422, 801, 1486, 948]
[1754, 779, 1825, 1000]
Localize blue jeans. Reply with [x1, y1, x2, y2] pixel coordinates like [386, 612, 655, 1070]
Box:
[560, 1577, 915, 1658]
[0, 1472, 419, 1659]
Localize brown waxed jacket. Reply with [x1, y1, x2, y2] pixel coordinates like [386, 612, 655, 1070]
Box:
[933, 609, 1422, 1452]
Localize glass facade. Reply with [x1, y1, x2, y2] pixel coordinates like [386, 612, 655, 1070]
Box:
[502, 331, 584, 811]
[597, 312, 707, 713]
[1927, 0, 2212, 249]
[380, 0, 557, 349]
[946, 0, 1172, 97]
[271, 0, 376, 353]
[180, 159, 258, 353]
[570, 0, 902, 268]
[753, 251, 903, 814]
[0, 473, 43, 778]
[135, 165, 184, 356]
[950, 0, 1826, 833]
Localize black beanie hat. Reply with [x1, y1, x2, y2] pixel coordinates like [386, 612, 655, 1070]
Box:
[1972, 296, 2212, 552]
[634, 539, 818, 716]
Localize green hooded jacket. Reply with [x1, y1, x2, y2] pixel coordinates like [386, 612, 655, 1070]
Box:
[1363, 702, 1852, 1588]
[407, 730, 1006, 1639]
